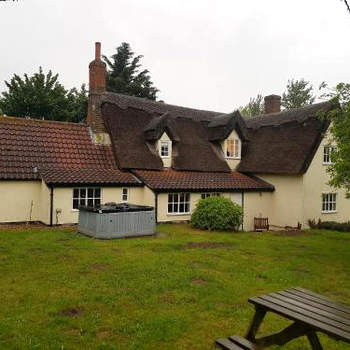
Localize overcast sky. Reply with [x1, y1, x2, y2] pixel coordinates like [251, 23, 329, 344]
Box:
[1, 0, 350, 113]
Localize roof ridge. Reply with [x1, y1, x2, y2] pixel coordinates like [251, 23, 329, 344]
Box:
[0, 115, 88, 127]
[247, 101, 331, 120]
[39, 166, 120, 171]
[103, 92, 225, 115]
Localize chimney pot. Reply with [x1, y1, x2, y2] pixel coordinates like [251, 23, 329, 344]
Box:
[95, 42, 101, 60]
[264, 94, 281, 114]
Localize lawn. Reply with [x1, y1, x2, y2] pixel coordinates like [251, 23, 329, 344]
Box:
[0, 224, 349, 350]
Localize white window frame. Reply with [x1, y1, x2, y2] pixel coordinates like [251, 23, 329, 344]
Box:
[201, 192, 221, 200]
[167, 193, 190, 215]
[323, 145, 336, 165]
[226, 139, 241, 159]
[160, 141, 171, 158]
[122, 188, 128, 202]
[72, 187, 101, 211]
[322, 193, 337, 213]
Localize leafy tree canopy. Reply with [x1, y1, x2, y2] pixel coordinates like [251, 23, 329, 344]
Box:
[281, 78, 315, 109]
[239, 94, 264, 117]
[0, 67, 87, 122]
[320, 82, 350, 197]
[103, 42, 159, 100]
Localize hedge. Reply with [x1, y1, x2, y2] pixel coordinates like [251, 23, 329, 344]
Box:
[308, 219, 350, 232]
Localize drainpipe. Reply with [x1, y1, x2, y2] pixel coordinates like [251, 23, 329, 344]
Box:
[241, 192, 245, 231]
[155, 192, 158, 224]
[49, 186, 54, 226]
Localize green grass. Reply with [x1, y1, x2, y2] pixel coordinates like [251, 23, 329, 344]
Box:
[0, 224, 349, 350]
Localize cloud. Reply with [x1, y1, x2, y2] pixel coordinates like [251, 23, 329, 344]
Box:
[1, 0, 349, 112]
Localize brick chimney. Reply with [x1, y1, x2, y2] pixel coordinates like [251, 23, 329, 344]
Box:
[264, 95, 281, 114]
[89, 42, 106, 93]
[87, 42, 108, 136]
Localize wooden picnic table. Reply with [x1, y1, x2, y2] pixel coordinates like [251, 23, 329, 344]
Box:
[246, 287, 350, 349]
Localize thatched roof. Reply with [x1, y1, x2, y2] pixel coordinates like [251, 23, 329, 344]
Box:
[238, 102, 333, 174]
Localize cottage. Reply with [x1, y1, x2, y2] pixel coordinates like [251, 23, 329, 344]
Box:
[0, 42, 348, 230]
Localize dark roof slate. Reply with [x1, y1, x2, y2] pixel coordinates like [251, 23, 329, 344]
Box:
[133, 169, 274, 192]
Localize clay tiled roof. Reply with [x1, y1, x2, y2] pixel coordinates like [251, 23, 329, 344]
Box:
[133, 169, 274, 192]
[41, 168, 140, 186]
[0, 116, 139, 185]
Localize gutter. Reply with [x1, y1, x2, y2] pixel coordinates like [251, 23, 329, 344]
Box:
[241, 192, 245, 231]
[155, 192, 158, 224]
[49, 186, 54, 226]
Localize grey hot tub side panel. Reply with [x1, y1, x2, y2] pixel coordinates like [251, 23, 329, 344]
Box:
[78, 210, 156, 239]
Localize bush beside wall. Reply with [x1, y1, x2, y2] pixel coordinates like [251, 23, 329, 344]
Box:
[308, 219, 350, 232]
[191, 197, 243, 231]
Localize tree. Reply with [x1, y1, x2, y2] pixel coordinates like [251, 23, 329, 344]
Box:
[66, 85, 88, 123]
[320, 82, 350, 197]
[103, 42, 159, 100]
[281, 79, 315, 109]
[239, 94, 264, 117]
[0, 67, 87, 122]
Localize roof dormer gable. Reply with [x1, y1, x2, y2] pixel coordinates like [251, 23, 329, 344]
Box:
[207, 110, 248, 142]
[144, 112, 179, 142]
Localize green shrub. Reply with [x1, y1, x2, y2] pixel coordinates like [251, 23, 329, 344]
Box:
[191, 197, 243, 231]
[308, 219, 350, 232]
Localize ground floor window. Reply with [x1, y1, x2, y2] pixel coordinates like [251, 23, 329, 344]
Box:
[122, 188, 128, 202]
[201, 192, 221, 200]
[168, 193, 190, 214]
[73, 187, 101, 209]
[322, 193, 337, 213]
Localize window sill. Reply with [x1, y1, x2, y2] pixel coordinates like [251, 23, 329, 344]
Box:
[321, 211, 338, 214]
[226, 157, 241, 160]
[322, 162, 332, 165]
[72, 209, 79, 212]
[167, 212, 191, 216]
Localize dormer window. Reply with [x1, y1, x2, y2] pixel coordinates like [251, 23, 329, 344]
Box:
[160, 141, 170, 158]
[226, 139, 240, 159]
[158, 133, 172, 168]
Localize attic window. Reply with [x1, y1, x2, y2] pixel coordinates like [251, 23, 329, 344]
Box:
[226, 139, 240, 159]
[160, 141, 170, 157]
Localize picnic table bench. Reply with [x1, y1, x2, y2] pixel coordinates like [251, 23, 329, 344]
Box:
[216, 287, 350, 349]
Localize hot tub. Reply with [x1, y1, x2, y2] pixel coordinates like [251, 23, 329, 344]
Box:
[78, 203, 156, 239]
